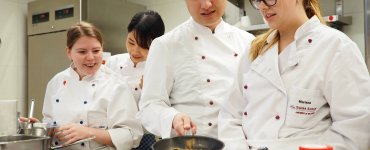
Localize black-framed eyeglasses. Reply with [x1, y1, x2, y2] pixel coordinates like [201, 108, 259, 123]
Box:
[249, 0, 277, 10]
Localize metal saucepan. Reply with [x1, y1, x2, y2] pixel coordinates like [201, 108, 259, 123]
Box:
[152, 135, 224, 150]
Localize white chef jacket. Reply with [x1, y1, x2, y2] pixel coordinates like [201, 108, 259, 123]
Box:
[219, 16, 370, 150]
[42, 65, 143, 150]
[106, 53, 145, 103]
[137, 17, 255, 138]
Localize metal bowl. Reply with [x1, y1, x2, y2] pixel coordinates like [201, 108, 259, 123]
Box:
[152, 135, 224, 150]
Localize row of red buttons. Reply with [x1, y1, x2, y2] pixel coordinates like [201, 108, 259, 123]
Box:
[243, 111, 280, 120]
[243, 84, 280, 120]
[62, 80, 95, 87]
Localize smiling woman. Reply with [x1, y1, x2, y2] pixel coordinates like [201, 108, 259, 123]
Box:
[41, 21, 143, 150]
[105, 10, 165, 150]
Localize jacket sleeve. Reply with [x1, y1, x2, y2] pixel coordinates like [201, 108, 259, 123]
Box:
[42, 75, 59, 123]
[137, 38, 179, 138]
[321, 39, 370, 150]
[218, 51, 250, 150]
[107, 79, 143, 149]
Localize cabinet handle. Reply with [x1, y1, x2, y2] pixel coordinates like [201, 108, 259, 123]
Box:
[0, 37, 2, 48]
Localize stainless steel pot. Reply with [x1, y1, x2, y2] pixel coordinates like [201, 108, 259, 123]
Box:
[152, 135, 224, 150]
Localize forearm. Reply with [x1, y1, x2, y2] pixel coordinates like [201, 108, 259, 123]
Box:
[88, 127, 114, 147]
[138, 103, 179, 138]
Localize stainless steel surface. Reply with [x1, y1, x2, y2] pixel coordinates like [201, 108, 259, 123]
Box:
[336, 0, 343, 16]
[50, 136, 95, 149]
[18, 122, 32, 135]
[152, 135, 224, 150]
[365, 0, 370, 72]
[27, 0, 146, 119]
[28, 100, 35, 119]
[325, 0, 352, 30]
[0, 135, 49, 150]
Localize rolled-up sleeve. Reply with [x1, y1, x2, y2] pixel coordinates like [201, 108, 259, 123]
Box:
[137, 38, 179, 138]
[107, 80, 143, 149]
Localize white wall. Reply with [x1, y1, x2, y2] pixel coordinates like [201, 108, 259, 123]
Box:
[146, 1, 189, 32]
[0, 0, 29, 116]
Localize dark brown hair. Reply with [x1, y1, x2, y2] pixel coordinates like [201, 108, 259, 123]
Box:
[66, 21, 103, 49]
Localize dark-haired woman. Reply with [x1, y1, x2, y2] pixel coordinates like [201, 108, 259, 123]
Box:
[106, 10, 165, 149]
[106, 10, 165, 103]
[42, 22, 143, 150]
[218, 0, 370, 149]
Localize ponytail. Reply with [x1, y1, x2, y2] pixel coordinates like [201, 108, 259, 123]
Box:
[249, 0, 325, 60]
[304, 0, 326, 24]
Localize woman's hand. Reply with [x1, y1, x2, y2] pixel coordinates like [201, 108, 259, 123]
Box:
[54, 124, 93, 146]
[172, 113, 197, 136]
[19, 116, 39, 123]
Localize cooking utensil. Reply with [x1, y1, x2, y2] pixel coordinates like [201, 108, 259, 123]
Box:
[28, 99, 35, 121]
[152, 135, 224, 150]
[49, 136, 96, 149]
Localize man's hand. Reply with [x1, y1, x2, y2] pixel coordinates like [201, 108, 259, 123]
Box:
[172, 113, 197, 136]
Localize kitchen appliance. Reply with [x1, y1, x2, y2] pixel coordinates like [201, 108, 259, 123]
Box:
[27, 0, 145, 119]
[152, 135, 224, 150]
[365, 0, 370, 71]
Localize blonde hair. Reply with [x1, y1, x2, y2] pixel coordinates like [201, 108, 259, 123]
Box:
[249, 0, 325, 60]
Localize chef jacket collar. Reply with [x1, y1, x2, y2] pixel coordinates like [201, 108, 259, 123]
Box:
[294, 15, 320, 40]
[189, 17, 226, 35]
[69, 63, 100, 82]
[266, 15, 320, 44]
[127, 58, 146, 68]
[265, 16, 321, 71]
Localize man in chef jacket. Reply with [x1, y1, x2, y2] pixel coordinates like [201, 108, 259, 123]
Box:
[137, 0, 255, 138]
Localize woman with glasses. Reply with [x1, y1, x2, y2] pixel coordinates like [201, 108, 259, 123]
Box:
[218, 0, 370, 149]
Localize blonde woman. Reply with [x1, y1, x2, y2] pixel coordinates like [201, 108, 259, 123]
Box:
[219, 0, 370, 149]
